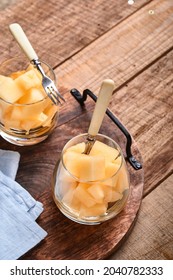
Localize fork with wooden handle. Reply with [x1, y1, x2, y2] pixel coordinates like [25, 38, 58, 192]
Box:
[9, 23, 65, 105]
[83, 79, 115, 154]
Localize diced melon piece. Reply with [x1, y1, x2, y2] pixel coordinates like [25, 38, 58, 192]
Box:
[3, 119, 21, 130]
[42, 104, 58, 127]
[0, 76, 24, 103]
[74, 183, 96, 208]
[18, 88, 46, 104]
[105, 161, 121, 178]
[0, 74, 8, 84]
[79, 203, 107, 217]
[15, 69, 42, 91]
[10, 106, 23, 121]
[21, 98, 48, 118]
[90, 140, 119, 163]
[20, 112, 48, 131]
[88, 184, 105, 203]
[88, 183, 122, 203]
[10, 70, 26, 79]
[66, 142, 85, 154]
[102, 185, 123, 202]
[55, 162, 78, 197]
[26, 64, 42, 80]
[61, 186, 81, 212]
[114, 161, 129, 193]
[63, 151, 105, 181]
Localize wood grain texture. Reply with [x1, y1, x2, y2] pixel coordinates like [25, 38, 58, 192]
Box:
[56, 0, 173, 95]
[0, 0, 150, 64]
[109, 174, 173, 260]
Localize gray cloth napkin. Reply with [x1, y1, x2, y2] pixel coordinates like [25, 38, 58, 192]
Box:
[0, 150, 47, 260]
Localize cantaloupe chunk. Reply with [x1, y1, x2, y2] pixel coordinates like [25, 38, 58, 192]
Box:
[55, 162, 78, 198]
[61, 185, 81, 212]
[15, 69, 42, 91]
[74, 183, 96, 208]
[63, 151, 105, 181]
[0, 75, 24, 103]
[42, 104, 58, 127]
[10, 70, 26, 79]
[66, 142, 85, 154]
[102, 185, 123, 202]
[90, 140, 119, 163]
[79, 203, 107, 217]
[18, 88, 46, 104]
[105, 161, 121, 178]
[20, 112, 48, 131]
[88, 183, 122, 203]
[87, 184, 105, 203]
[114, 161, 129, 193]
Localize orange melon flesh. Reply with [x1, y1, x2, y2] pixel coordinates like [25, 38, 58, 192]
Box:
[63, 151, 105, 181]
[0, 75, 24, 103]
[90, 140, 120, 163]
[0, 66, 58, 132]
[58, 140, 129, 217]
[79, 203, 108, 217]
[115, 161, 129, 193]
[10, 70, 26, 79]
[74, 183, 96, 208]
[15, 69, 42, 91]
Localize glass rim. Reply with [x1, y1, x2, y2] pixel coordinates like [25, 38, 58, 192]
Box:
[0, 57, 56, 106]
[61, 133, 124, 183]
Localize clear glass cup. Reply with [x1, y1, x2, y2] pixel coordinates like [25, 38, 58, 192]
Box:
[52, 133, 130, 225]
[0, 56, 59, 145]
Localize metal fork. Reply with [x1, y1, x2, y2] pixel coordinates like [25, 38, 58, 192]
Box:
[9, 23, 65, 105]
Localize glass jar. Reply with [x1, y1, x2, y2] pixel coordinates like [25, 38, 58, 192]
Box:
[52, 133, 130, 225]
[0, 56, 59, 145]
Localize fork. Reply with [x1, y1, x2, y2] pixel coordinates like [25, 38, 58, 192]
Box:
[9, 23, 65, 105]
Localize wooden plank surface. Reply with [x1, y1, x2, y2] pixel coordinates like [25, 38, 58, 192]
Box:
[0, 0, 151, 64]
[109, 174, 173, 260]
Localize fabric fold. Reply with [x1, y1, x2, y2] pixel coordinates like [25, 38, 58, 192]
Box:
[0, 149, 47, 260]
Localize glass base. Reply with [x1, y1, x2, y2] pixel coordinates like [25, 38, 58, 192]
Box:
[0, 130, 49, 146]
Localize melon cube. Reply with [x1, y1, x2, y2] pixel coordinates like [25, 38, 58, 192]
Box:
[20, 112, 48, 131]
[74, 183, 96, 208]
[88, 184, 105, 203]
[18, 88, 46, 104]
[55, 162, 78, 198]
[66, 142, 85, 154]
[0, 76, 24, 103]
[63, 151, 105, 181]
[105, 161, 121, 178]
[42, 104, 58, 127]
[3, 118, 21, 130]
[10, 70, 26, 79]
[10, 106, 23, 121]
[102, 185, 123, 202]
[21, 99, 48, 118]
[79, 202, 107, 217]
[61, 186, 81, 212]
[15, 69, 42, 91]
[88, 183, 122, 203]
[90, 140, 119, 163]
[115, 161, 129, 193]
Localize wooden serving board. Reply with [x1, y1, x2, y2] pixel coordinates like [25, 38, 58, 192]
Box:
[0, 106, 144, 260]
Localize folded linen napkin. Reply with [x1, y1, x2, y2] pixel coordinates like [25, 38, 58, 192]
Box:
[0, 150, 47, 260]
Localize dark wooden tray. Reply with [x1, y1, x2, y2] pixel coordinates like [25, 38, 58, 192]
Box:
[0, 93, 144, 260]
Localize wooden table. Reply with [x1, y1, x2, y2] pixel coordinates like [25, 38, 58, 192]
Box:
[0, 0, 172, 260]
